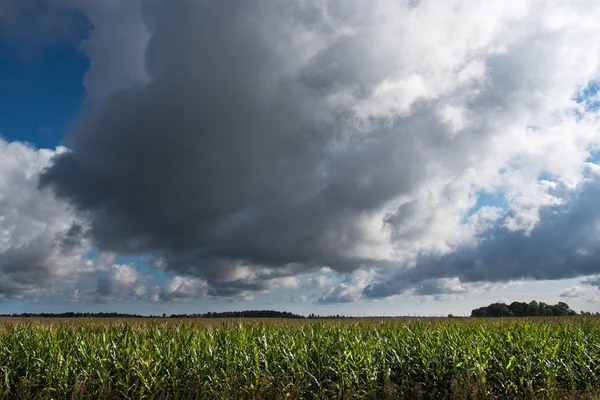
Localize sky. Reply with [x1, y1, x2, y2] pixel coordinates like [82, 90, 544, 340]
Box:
[2, 0, 600, 316]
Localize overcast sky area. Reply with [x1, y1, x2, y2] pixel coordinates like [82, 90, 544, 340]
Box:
[2, 0, 600, 316]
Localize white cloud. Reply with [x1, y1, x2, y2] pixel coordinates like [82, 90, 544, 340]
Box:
[0, 139, 108, 298]
[316, 270, 373, 304]
[132, 285, 146, 296]
[439, 105, 469, 136]
[581, 275, 600, 290]
[95, 263, 141, 302]
[560, 286, 586, 298]
[160, 276, 208, 302]
[412, 278, 468, 297]
[290, 293, 308, 303]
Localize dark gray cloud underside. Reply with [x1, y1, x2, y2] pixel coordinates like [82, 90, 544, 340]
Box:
[39, 0, 474, 280]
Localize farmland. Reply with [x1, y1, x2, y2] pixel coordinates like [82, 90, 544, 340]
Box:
[0, 318, 599, 399]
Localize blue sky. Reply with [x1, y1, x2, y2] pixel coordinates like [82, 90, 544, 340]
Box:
[2, 1, 600, 316]
[0, 41, 87, 149]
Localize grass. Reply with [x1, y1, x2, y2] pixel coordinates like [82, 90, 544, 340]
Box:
[0, 317, 599, 399]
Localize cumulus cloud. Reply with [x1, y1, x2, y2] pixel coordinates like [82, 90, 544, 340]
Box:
[317, 270, 372, 304]
[95, 263, 142, 302]
[581, 275, 600, 288]
[364, 168, 600, 298]
[0, 139, 107, 298]
[560, 286, 586, 298]
[412, 278, 467, 297]
[290, 293, 308, 303]
[1, 0, 599, 302]
[317, 284, 362, 305]
[159, 276, 208, 302]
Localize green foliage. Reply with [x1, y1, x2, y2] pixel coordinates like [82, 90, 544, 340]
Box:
[471, 301, 578, 318]
[0, 318, 599, 399]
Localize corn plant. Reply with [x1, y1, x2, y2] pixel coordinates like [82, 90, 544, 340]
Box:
[0, 317, 599, 399]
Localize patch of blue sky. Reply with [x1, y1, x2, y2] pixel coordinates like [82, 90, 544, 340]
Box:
[574, 80, 600, 111]
[464, 189, 507, 222]
[570, 80, 600, 120]
[585, 150, 600, 164]
[537, 171, 555, 182]
[575, 81, 600, 164]
[0, 40, 88, 149]
[113, 254, 171, 287]
[82, 248, 169, 288]
[82, 247, 101, 261]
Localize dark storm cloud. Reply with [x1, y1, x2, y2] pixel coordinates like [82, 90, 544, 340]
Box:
[35, 0, 600, 300]
[364, 175, 600, 298]
[39, 0, 474, 282]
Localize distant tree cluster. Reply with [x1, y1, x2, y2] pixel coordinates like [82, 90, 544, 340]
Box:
[0, 310, 306, 319]
[0, 312, 151, 318]
[307, 313, 348, 319]
[171, 310, 305, 319]
[471, 301, 577, 318]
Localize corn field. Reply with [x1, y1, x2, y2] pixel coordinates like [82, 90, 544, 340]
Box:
[0, 318, 599, 399]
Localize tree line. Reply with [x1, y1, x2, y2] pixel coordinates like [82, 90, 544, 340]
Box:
[0, 310, 306, 319]
[168, 310, 304, 319]
[0, 303, 592, 319]
[471, 301, 578, 318]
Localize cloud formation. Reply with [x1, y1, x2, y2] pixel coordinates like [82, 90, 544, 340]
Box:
[560, 286, 586, 299]
[2, 0, 600, 303]
[95, 263, 143, 302]
[159, 276, 208, 302]
[0, 139, 107, 298]
[364, 168, 600, 298]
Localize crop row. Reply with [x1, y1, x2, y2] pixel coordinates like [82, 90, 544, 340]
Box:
[0, 318, 599, 399]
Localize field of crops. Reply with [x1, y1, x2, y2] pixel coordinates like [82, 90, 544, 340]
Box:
[0, 317, 599, 399]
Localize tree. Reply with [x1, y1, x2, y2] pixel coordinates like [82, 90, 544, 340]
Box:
[508, 301, 529, 317]
[471, 307, 488, 318]
[471, 301, 576, 318]
[486, 303, 513, 317]
[528, 301, 539, 317]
